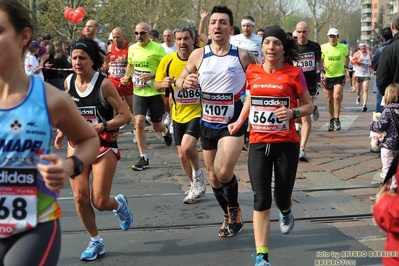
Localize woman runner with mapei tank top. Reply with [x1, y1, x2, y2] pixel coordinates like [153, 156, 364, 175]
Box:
[0, 1, 99, 265]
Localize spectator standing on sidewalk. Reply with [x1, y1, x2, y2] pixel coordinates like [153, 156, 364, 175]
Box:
[377, 12, 399, 97]
[373, 153, 399, 266]
[372, 27, 393, 113]
[370, 83, 399, 191]
[320, 28, 349, 131]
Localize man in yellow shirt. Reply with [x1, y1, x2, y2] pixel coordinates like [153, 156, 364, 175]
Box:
[154, 25, 205, 204]
[321, 28, 349, 131]
[121, 22, 171, 171]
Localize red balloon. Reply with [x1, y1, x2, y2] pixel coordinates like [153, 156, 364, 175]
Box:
[72, 11, 84, 24]
[75, 7, 85, 17]
[63, 8, 74, 21]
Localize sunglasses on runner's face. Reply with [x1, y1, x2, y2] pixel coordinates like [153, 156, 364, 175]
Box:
[135, 31, 148, 35]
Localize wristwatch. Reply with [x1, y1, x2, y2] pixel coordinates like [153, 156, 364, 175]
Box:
[67, 155, 84, 178]
[291, 108, 300, 119]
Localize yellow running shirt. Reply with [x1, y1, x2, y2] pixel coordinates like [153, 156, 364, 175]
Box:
[128, 40, 166, 97]
[155, 51, 201, 123]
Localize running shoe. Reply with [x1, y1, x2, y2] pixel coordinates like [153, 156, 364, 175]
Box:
[163, 113, 171, 127]
[80, 239, 105, 261]
[299, 148, 308, 162]
[362, 104, 367, 112]
[356, 96, 361, 105]
[334, 118, 341, 131]
[219, 215, 232, 237]
[183, 184, 198, 204]
[252, 254, 271, 266]
[131, 156, 149, 171]
[243, 135, 250, 151]
[113, 194, 133, 231]
[145, 115, 152, 126]
[279, 211, 294, 234]
[328, 118, 334, 132]
[132, 129, 137, 144]
[350, 87, 355, 93]
[192, 170, 206, 198]
[162, 125, 173, 146]
[228, 203, 243, 235]
[312, 105, 319, 121]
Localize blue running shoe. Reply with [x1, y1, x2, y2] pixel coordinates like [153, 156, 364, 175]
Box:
[252, 254, 271, 266]
[80, 239, 105, 261]
[113, 194, 133, 231]
[279, 211, 294, 234]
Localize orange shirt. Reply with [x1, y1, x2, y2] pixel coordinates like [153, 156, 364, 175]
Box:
[246, 63, 308, 144]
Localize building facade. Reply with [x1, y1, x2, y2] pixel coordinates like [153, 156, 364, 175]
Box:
[361, 0, 391, 45]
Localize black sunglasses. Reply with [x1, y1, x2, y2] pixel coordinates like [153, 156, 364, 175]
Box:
[135, 31, 148, 36]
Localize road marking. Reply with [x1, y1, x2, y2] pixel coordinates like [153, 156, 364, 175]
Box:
[319, 115, 358, 131]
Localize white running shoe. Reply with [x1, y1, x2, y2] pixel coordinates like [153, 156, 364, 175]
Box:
[192, 170, 206, 198]
[183, 183, 197, 204]
[163, 114, 171, 127]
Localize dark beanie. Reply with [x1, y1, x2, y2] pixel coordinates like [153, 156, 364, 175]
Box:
[262, 26, 287, 50]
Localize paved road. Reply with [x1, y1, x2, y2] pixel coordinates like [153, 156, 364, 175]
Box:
[56, 83, 388, 266]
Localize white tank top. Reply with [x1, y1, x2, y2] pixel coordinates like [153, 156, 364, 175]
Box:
[198, 45, 246, 96]
[354, 51, 371, 77]
[198, 45, 247, 128]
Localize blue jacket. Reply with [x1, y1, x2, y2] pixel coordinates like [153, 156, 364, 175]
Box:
[370, 103, 399, 150]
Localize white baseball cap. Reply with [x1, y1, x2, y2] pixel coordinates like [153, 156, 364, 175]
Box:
[108, 32, 113, 41]
[327, 28, 339, 36]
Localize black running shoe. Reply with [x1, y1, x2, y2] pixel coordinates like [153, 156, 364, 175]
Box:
[328, 118, 334, 132]
[219, 215, 232, 237]
[228, 203, 243, 235]
[131, 156, 149, 171]
[162, 126, 173, 146]
[334, 118, 341, 131]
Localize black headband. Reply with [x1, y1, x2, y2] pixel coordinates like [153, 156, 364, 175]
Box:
[262, 26, 287, 50]
[71, 40, 96, 62]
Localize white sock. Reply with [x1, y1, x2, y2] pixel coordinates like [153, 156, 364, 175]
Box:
[141, 154, 148, 160]
[91, 235, 101, 242]
[194, 169, 202, 178]
[115, 200, 122, 211]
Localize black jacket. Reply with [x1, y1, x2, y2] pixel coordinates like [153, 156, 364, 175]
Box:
[377, 33, 399, 96]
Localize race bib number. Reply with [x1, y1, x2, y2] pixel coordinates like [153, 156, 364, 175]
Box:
[78, 106, 97, 124]
[174, 88, 201, 105]
[294, 52, 315, 72]
[249, 96, 290, 132]
[357, 63, 370, 76]
[109, 63, 126, 79]
[0, 167, 37, 238]
[133, 69, 151, 89]
[202, 92, 234, 124]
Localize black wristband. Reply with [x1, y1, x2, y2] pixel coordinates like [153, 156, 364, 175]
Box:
[344, 66, 348, 68]
[320, 70, 325, 73]
[67, 155, 83, 178]
[103, 121, 108, 132]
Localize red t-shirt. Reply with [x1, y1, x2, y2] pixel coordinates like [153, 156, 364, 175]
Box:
[246, 63, 308, 144]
